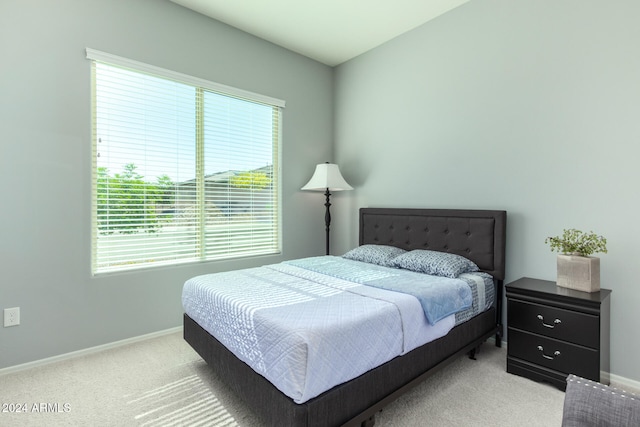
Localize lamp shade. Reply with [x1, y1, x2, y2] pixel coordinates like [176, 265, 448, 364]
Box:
[301, 163, 353, 191]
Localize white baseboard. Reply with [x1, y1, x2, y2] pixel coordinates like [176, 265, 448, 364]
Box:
[0, 326, 182, 377]
[610, 373, 640, 394]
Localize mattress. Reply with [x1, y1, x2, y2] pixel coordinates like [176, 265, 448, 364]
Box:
[455, 271, 495, 325]
[182, 256, 494, 404]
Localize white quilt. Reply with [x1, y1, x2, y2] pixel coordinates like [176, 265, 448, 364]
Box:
[182, 260, 456, 403]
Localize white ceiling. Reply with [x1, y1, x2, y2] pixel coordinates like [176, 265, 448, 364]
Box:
[170, 0, 470, 66]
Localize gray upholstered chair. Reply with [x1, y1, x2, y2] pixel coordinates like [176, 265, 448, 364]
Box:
[562, 375, 640, 426]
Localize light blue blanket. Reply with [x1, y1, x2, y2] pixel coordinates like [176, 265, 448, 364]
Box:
[183, 259, 456, 403]
[285, 256, 472, 325]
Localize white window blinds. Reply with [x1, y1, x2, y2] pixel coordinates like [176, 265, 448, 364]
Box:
[88, 49, 283, 274]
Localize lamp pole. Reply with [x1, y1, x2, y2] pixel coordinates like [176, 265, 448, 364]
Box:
[324, 188, 331, 255]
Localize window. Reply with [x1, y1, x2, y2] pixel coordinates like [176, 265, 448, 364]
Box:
[87, 49, 283, 274]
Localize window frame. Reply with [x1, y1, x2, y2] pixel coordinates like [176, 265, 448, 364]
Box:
[87, 49, 284, 275]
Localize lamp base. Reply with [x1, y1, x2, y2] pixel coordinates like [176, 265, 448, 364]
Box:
[324, 188, 331, 255]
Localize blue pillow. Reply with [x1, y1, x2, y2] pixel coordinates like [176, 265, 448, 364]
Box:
[390, 249, 479, 278]
[342, 245, 406, 267]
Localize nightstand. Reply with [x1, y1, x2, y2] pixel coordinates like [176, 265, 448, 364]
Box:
[506, 277, 611, 391]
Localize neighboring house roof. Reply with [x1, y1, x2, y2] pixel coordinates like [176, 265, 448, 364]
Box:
[177, 164, 273, 186]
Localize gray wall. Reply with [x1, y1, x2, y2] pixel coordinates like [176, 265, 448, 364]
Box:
[3, 0, 638, 388]
[334, 0, 640, 384]
[0, 0, 333, 368]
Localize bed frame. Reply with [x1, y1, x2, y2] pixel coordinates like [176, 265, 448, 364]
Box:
[184, 207, 507, 426]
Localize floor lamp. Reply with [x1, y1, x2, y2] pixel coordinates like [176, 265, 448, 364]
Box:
[301, 163, 353, 255]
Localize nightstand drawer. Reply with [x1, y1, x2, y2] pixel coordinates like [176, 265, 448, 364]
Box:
[508, 329, 599, 379]
[508, 299, 599, 348]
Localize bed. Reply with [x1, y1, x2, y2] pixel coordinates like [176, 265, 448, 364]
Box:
[183, 207, 507, 426]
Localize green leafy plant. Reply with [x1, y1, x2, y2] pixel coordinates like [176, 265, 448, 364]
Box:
[545, 229, 608, 256]
[97, 163, 174, 234]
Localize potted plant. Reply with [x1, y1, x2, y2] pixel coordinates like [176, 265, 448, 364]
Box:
[545, 229, 607, 293]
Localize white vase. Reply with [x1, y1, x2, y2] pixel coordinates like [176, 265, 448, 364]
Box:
[557, 254, 600, 293]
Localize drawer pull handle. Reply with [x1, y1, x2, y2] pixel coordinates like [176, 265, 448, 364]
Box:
[537, 345, 561, 360]
[537, 314, 561, 328]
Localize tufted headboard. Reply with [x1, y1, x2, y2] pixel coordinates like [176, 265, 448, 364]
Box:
[359, 208, 507, 281]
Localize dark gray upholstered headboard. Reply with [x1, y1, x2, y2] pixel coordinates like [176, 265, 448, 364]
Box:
[359, 208, 507, 281]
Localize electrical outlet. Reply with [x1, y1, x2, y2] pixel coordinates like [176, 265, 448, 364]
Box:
[4, 307, 20, 327]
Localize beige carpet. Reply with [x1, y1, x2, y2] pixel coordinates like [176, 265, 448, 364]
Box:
[0, 332, 565, 426]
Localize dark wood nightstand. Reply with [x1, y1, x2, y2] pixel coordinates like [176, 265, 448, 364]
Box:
[506, 277, 611, 391]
